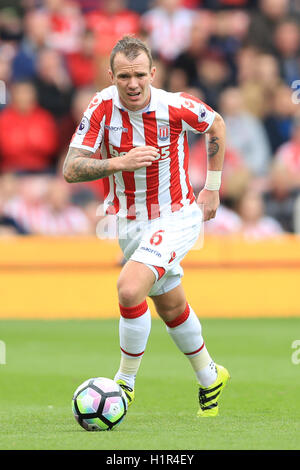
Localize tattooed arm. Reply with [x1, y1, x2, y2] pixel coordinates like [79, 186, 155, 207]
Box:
[63, 147, 119, 183]
[205, 112, 226, 172]
[63, 146, 159, 183]
[196, 112, 226, 221]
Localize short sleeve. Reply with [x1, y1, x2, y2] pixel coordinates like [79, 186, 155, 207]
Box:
[179, 92, 216, 134]
[69, 93, 106, 153]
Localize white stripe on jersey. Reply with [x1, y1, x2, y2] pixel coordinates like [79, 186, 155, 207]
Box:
[130, 112, 147, 219]
[177, 131, 189, 207]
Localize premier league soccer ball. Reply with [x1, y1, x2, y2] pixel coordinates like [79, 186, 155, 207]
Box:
[72, 377, 128, 431]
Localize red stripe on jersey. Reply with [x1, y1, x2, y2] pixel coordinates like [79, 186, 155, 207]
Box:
[168, 105, 183, 212]
[120, 111, 136, 220]
[143, 111, 160, 220]
[180, 106, 210, 133]
[183, 132, 195, 205]
[180, 92, 214, 112]
[81, 100, 105, 148]
[103, 99, 119, 215]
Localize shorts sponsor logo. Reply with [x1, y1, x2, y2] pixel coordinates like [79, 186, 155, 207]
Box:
[77, 116, 90, 135]
[140, 246, 162, 257]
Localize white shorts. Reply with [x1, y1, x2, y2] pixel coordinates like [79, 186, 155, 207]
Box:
[118, 202, 203, 297]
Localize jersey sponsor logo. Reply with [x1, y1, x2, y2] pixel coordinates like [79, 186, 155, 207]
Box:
[77, 116, 90, 135]
[140, 246, 162, 257]
[108, 144, 170, 161]
[168, 251, 176, 263]
[158, 125, 170, 141]
[105, 125, 128, 133]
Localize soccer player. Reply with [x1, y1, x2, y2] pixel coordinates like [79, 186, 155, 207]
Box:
[63, 36, 229, 417]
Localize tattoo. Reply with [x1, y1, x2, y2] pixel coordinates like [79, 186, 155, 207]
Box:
[208, 137, 220, 159]
[63, 147, 111, 182]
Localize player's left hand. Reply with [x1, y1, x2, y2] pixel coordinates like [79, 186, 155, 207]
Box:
[196, 189, 220, 221]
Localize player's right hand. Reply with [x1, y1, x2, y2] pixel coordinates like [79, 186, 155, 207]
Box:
[119, 146, 159, 171]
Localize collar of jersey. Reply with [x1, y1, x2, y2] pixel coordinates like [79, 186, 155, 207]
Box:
[112, 85, 157, 113]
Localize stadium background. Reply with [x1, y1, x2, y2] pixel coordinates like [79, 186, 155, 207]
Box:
[0, 0, 300, 318]
[0, 0, 300, 451]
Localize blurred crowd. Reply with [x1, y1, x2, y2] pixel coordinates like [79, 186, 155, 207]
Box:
[0, 0, 300, 238]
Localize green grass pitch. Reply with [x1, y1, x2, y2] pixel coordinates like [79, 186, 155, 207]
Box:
[0, 318, 299, 450]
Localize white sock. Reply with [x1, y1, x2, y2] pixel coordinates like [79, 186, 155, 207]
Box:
[166, 303, 217, 387]
[114, 300, 151, 388]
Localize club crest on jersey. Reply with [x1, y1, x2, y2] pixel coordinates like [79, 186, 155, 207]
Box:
[158, 125, 170, 141]
[77, 116, 90, 135]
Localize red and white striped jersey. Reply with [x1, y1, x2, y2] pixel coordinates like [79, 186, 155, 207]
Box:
[70, 85, 215, 220]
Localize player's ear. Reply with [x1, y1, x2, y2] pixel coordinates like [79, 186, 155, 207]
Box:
[150, 66, 156, 84]
[108, 69, 114, 84]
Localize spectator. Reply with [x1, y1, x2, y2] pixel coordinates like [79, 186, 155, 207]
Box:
[11, 9, 50, 81]
[273, 115, 300, 189]
[0, 81, 58, 173]
[189, 135, 250, 201]
[58, 86, 95, 154]
[85, 0, 140, 56]
[0, 173, 27, 235]
[85, 0, 140, 89]
[65, 29, 97, 88]
[4, 175, 91, 235]
[239, 53, 281, 119]
[141, 0, 194, 62]
[263, 83, 296, 153]
[34, 47, 74, 119]
[273, 19, 300, 86]
[204, 204, 242, 236]
[210, 9, 250, 74]
[0, 7, 23, 42]
[246, 0, 290, 53]
[236, 188, 284, 240]
[263, 161, 300, 233]
[173, 12, 214, 86]
[42, 0, 84, 54]
[193, 50, 233, 111]
[219, 86, 272, 176]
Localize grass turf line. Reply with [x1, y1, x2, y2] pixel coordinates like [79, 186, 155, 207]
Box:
[0, 318, 299, 450]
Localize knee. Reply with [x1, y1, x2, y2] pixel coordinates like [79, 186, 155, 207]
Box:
[157, 300, 187, 323]
[117, 277, 142, 307]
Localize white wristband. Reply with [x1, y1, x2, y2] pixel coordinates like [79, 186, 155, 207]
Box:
[204, 170, 222, 191]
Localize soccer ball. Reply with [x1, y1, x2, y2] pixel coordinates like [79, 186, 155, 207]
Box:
[72, 377, 128, 431]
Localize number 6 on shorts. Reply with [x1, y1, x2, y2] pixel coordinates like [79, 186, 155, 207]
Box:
[150, 230, 164, 246]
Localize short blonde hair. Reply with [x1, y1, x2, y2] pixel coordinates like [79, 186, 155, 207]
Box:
[110, 36, 153, 73]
